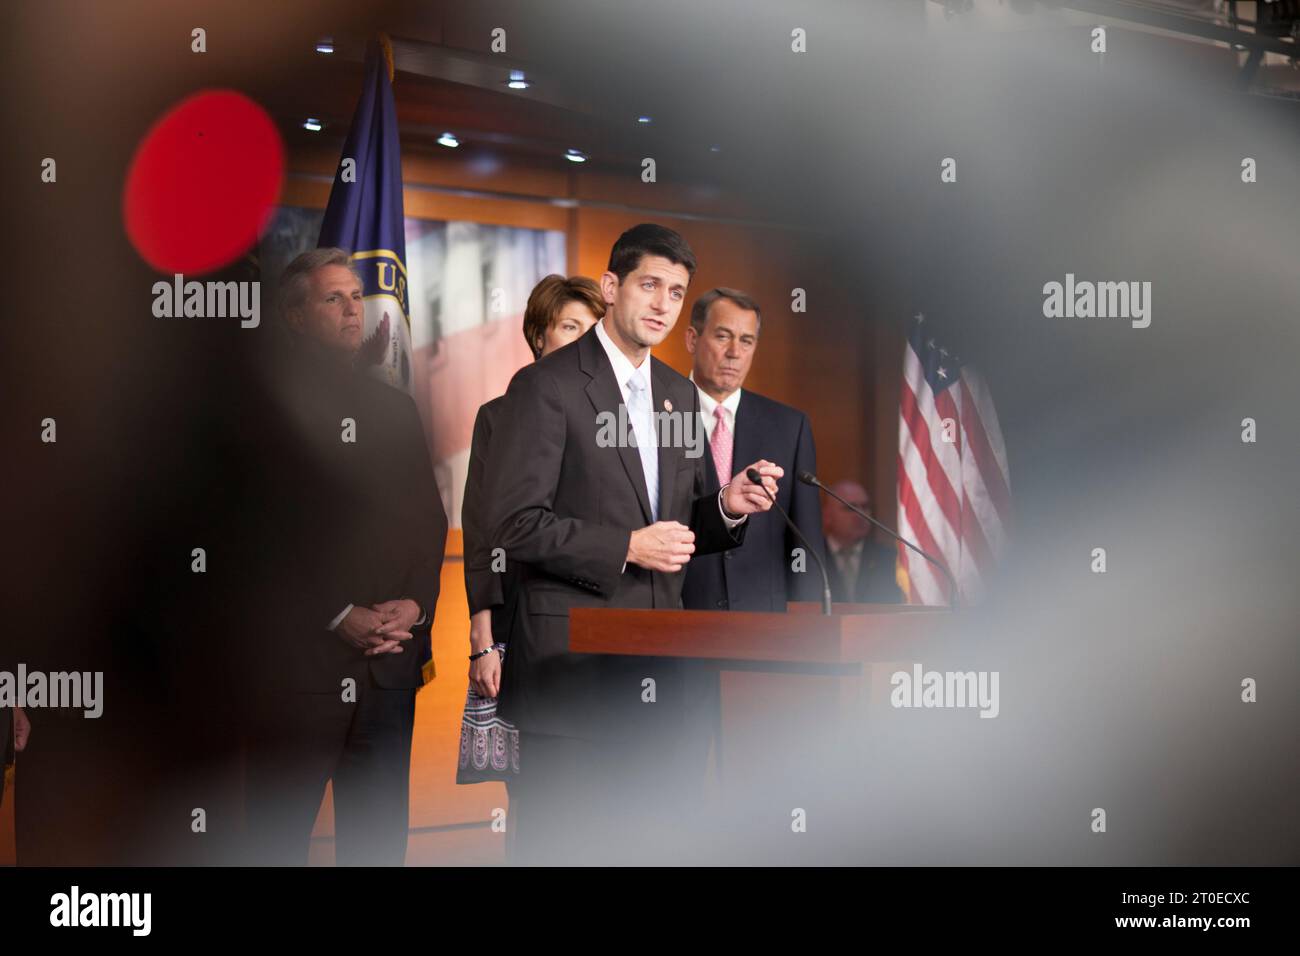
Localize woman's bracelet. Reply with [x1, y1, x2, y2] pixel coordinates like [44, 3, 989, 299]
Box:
[468, 646, 494, 661]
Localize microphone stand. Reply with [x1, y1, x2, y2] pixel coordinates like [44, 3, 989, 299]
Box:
[744, 467, 833, 615]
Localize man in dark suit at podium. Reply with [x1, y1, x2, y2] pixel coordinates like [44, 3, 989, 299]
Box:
[678, 288, 827, 787]
[681, 288, 827, 614]
[484, 224, 783, 862]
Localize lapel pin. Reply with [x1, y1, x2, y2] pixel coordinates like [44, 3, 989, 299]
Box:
[663, 398, 673, 412]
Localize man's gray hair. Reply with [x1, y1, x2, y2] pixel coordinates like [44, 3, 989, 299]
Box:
[277, 247, 362, 320]
[689, 287, 762, 334]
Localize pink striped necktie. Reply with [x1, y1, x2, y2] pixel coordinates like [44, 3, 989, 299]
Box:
[710, 404, 733, 486]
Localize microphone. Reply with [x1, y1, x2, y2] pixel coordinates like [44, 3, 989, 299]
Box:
[798, 470, 960, 610]
[745, 467, 833, 616]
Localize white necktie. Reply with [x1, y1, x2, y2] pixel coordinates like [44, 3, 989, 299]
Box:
[626, 371, 659, 521]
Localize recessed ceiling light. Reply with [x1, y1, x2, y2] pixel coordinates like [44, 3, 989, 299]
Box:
[507, 70, 530, 90]
[637, 115, 653, 124]
[565, 148, 588, 163]
[437, 132, 460, 148]
[303, 118, 324, 132]
[315, 38, 334, 55]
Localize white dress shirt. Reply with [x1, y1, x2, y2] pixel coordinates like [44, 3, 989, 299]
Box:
[690, 373, 742, 445]
[593, 320, 744, 552]
[596, 319, 651, 417]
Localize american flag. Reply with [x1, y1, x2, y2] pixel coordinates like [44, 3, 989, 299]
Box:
[896, 313, 1011, 605]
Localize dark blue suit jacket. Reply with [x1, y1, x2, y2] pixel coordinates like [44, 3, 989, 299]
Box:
[681, 388, 828, 612]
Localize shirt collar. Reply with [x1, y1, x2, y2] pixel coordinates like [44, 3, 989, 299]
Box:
[827, 536, 865, 558]
[689, 372, 742, 420]
[595, 318, 647, 391]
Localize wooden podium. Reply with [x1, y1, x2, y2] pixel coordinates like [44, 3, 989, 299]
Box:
[565, 602, 958, 861]
[569, 602, 954, 779]
[569, 601, 951, 668]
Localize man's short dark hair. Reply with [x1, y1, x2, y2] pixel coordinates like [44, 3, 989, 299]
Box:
[690, 287, 763, 334]
[607, 223, 697, 282]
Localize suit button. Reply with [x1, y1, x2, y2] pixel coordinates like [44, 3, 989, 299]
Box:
[716, 599, 728, 609]
[724, 551, 733, 560]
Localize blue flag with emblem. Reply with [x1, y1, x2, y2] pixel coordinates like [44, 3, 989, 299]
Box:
[318, 34, 412, 393]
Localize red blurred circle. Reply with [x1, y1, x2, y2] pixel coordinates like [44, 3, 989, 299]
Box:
[124, 89, 284, 274]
